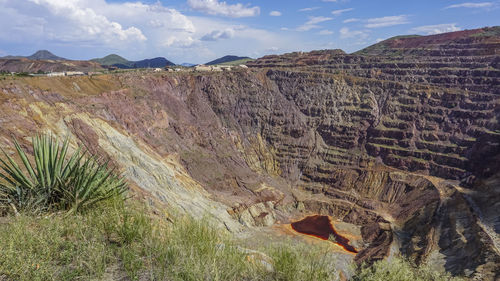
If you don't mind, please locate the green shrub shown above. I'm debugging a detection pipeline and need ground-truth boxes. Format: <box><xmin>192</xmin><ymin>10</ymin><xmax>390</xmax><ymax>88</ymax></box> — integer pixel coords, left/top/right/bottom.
<box><xmin>0</xmin><ymin>135</ymin><xmax>127</xmax><ymax>214</ymax></box>
<box><xmin>14</xmin><ymin>72</ymin><xmax>30</xmax><ymax>77</ymax></box>
<box><xmin>150</xmin><ymin>216</ymin><xmax>253</xmax><ymax>281</ymax></box>
<box><xmin>353</xmin><ymin>257</ymin><xmax>465</xmax><ymax>281</ymax></box>
<box><xmin>268</xmin><ymin>243</ymin><xmax>335</xmax><ymax>281</ymax></box>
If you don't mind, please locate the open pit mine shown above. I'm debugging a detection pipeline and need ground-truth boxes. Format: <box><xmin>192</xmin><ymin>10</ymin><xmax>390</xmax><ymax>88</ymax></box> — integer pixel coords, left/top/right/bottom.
<box><xmin>0</xmin><ymin>27</ymin><xmax>499</xmax><ymax>280</ymax></box>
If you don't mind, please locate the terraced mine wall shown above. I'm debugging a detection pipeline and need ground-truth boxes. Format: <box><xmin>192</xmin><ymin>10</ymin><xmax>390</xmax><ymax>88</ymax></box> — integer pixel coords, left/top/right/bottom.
<box><xmin>1</xmin><ymin>29</ymin><xmax>499</xmax><ymax>280</ymax></box>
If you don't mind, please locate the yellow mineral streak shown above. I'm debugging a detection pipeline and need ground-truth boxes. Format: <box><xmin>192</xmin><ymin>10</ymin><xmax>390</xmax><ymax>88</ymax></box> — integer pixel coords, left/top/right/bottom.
<box><xmin>12</xmin><ymin>101</ymin><xmax>243</xmax><ymax>232</ymax></box>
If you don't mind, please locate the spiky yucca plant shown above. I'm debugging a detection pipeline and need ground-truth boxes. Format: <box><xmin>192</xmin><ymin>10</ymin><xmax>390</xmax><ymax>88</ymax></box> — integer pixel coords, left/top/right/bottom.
<box><xmin>61</xmin><ymin>156</ymin><xmax>127</xmax><ymax>214</ymax></box>
<box><xmin>0</xmin><ymin>135</ymin><xmax>127</xmax><ymax>214</ymax></box>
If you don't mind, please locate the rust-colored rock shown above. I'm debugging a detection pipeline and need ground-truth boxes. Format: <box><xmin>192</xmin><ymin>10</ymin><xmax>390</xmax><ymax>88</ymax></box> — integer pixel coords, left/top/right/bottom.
<box><xmin>291</xmin><ymin>215</ymin><xmax>358</xmax><ymax>253</ymax></box>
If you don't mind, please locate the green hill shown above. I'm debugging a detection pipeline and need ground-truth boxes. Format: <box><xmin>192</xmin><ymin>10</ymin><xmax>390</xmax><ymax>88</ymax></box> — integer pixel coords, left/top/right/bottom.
<box><xmin>218</xmin><ymin>58</ymin><xmax>255</xmax><ymax>66</ymax></box>
<box><xmin>206</xmin><ymin>55</ymin><xmax>253</xmax><ymax>66</ymax></box>
<box><xmin>91</xmin><ymin>54</ymin><xmax>130</xmax><ymax>66</ymax></box>
<box><xmin>91</xmin><ymin>55</ymin><xmax>175</xmax><ymax>69</ymax></box>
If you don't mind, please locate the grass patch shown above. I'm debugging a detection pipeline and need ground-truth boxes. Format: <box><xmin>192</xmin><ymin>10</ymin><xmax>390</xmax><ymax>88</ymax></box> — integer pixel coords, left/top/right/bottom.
<box><xmin>268</xmin><ymin>244</ymin><xmax>335</xmax><ymax>281</ymax></box>
<box><xmin>353</xmin><ymin>258</ymin><xmax>465</xmax><ymax>281</ymax></box>
<box><xmin>0</xmin><ymin>200</ymin><xmax>339</xmax><ymax>281</ymax></box>
<box><xmin>0</xmin><ymin>200</ymin><xmax>122</xmax><ymax>281</ymax></box>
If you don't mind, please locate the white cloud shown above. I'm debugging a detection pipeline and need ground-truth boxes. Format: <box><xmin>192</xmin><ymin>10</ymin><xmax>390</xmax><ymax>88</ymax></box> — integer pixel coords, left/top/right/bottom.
<box><xmin>0</xmin><ymin>4</ymin><xmax>47</xmax><ymax>42</ymax></box>
<box><xmin>187</xmin><ymin>16</ymin><xmax>302</xmax><ymax>63</ymax></box>
<box><xmin>307</xmin><ymin>16</ymin><xmax>334</xmax><ymax>25</ymax></box>
<box><xmin>149</xmin><ymin>19</ymin><xmax>164</xmax><ymax>28</ymax></box>
<box><xmin>163</xmin><ymin>36</ymin><xmax>197</xmax><ymax>47</ymax></box>
<box><xmin>331</xmin><ymin>8</ymin><xmax>353</xmax><ymax>16</ymax></box>
<box><xmin>365</xmin><ymin>15</ymin><xmax>410</xmax><ymax>28</ymax></box>
<box><xmin>27</xmin><ymin>0</ymin><xmax>147</xmax><ymax>43</ymax></box>
<box><xmin>339</xmin><ymin>27</ymin><xmax>368</xmax><ymax>39</ymax></box>
<box><xmin>319</xmin><ymin>30</ymin><xmax>334</xmax><ymax>35</ymax></box>
<box><xmin>201</xmin><ymin>28</ymin><xmax>235</xmax><ymax>41</ymax></box>
<box><xmin>322</xmin><ymin>0</ymin><xmax>338</xmax><ymax>2</ymax></box>
<box><xmin>445</xmin><ymin>2</ymin><xmax>493</xmax><ymax>9</ymax></box>
<box><xmin>297</xmin><ymin>16</ymin><xmax>333</xmax><ymax>31</ymax></box>
<box><xmin>0</xmin><ymin>0</ymin><xmax>204</xmax><ymax>61</ymax></box>
<box><xmin>124</xmin><ymin>3</ymin><xmax>195</xmax><ymax>33</ymax></box>
<box><xmin>0</xmin><ymin>0</ymin><xmax>203</xmax><ymax>57</ymax></box>
<box><xmin>410</xmin><ymin>23</ymin><xmax>461</xmax><ymax>35</ymax></box>
<box><xmin>0</xmin><ymin>0</ymin><xmax>367</xmax><ymax>63</ymax></box>
<box><xmin>343</xmin><ymin>18</ymin><xmax>359</xmax><ymax>23</ymax></box>
<box><xmin>298</xmin><ymin>7</ymin><xmax>319</xmax><ymax>12</ymax></box>
<box><xmin>187</xmin><ymin>0</ymin><xmax>260</xmax><ymax>17</ymax></box>
<box><xmin>270</xmin><ymin>11</ymin><xmax>282</xmax><ymax>16</ymax></box>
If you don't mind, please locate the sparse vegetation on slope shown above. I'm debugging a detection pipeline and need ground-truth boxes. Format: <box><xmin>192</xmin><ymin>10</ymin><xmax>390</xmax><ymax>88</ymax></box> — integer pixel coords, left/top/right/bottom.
<box><xmin>268</xmin><ymin>245</ymin><xmax>335</xmax><ymax>281</ymax></box>
<box><xmin>218</xmin><ymin>58</ymin><xmax>255</xmax><ymax>66</ymax></box>
<box><xmin>0</xmin><ymin>200</ymin><xmax>339</xmax><ymax>281</ymax></box>
<box><xmin>353</xmin><ymin>258</ymin><xmax>465</xmax><ymax>281</ymax></box>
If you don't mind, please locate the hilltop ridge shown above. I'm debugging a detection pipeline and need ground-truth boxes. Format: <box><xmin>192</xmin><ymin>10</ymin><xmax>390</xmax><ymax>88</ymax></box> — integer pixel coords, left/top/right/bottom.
<box><xmin>356</xmin><ymin>26</ymin><xmax>500</xmax><ymax>56</ymax></box>
<box><xmin>206</xmin><ymin>55</ymin><xmax>253</xmax><ymax>65</ymax></box>
<box><xmin>1</xmin><ymin>50</ymin><xmax>66</xmax><ymax>61</ymax></box>
<box><xmin>90</xmin><ymin>54</ymin><xmax>129</xmax><ymax>66</ymax></box>
<box><xmin>91</xmin><ymin>54</ymin><xmax>175</xmax><ymax>69</ymax></box>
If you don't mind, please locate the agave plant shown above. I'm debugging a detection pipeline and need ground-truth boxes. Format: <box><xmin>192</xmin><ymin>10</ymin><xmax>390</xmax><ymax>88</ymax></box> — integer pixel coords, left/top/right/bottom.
<box><xmin>61</xmin><ymin>156</ymin><xmax>127</xmax><ymax>214</ymax></box>
<box><xmin>0</xmin><ymin>135</ymin><xmax>127</xmax><ymax>214</ymax></box>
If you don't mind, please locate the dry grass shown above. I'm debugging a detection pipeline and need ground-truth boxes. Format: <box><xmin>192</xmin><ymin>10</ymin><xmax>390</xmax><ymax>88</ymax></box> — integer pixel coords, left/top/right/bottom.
<box><xmin>0</xmin><ymin>199</ymin><xmax>339</xmax><ymax>281</ymax></box>
<box><xmin>353</xmin><ymin>258</ymin><xmax>465</xmax><ymax>281</ymax></box>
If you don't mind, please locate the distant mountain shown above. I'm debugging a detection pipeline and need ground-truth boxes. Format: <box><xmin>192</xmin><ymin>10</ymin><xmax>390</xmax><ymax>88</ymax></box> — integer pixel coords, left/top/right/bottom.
<box><xmin>134</xmin><ymin>57</ymin><xmax>175</xmax><ymax>68</ymax></box>
<box><xmin>27</xmin><ymin>50</ymin><xmax>66</xmax><ymax>61</ymax></box>
<box><xmin>206</xmin><ymin>55</ymin><xmax>252</xmax><ymax>66</ymax></box>
<box><xmin>91</xmin><ymin>54</ymin><xmax>129</xmax><ymax>66</ymax></box>
<box><xmin>180</xmin><ymin>63</ymin><xmax>196</xmax><ymax>67</ymax></box>
<box><xmin>91</xmin><ymin>54</ymin><xmax>175</xmax><ymax>69</ymax></box>
<box><xmin>1</xmin><ymin>50</ymin><xmax>66</xmax><ymax>61</ymax></box>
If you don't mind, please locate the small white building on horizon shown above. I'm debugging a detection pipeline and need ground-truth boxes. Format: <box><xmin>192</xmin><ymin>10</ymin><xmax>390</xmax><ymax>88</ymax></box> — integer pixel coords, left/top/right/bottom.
<box><xmin>47</xmin><ymin>72</ymin><xmax>65</xmax><ymax>77</ymax></box>
<box><xmin>66</xmin><ymin>71</ymin><xmax>85</xmax><ymax>76</ymax></box>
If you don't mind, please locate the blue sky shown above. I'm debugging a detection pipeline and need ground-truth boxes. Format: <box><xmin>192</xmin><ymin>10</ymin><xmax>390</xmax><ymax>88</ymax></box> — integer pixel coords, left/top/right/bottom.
<box><xmin>0</xmin><ymin>0</ymin><xmax>498</xmax><ymax>64</ymax></box>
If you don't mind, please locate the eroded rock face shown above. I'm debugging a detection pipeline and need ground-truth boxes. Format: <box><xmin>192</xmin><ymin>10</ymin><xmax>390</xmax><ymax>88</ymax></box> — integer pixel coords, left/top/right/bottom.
<box><xmin>1</xmin><ymin>28</ymin><xmax>499</xmax><ymax>279</ymax></box>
